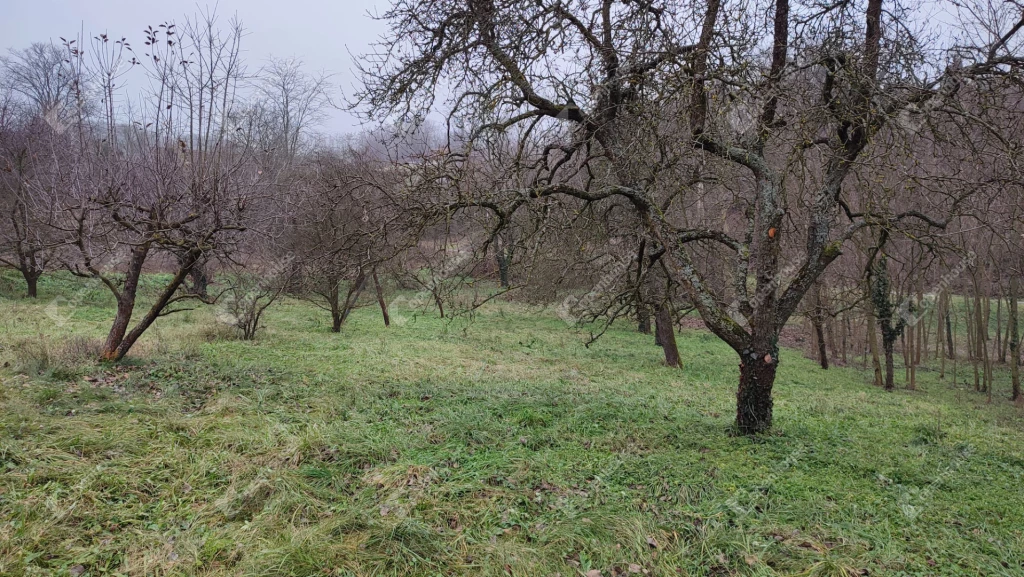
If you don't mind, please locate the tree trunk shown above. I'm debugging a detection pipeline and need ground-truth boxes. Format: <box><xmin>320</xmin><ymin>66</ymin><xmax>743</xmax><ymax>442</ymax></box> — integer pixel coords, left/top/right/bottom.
<box><xmin>883</xmin><ymin>339</ymin><xmax>896</xmax><ymax>391</ymax></box>
<box><xmin>190</xmin><ymin>261</ymin><xmax>210</xmax><ymax>298</ymax></box>
<box><xmin>907</xmin><ymin>323</ymin><xmax>916</xmax><ymax>391</ymax></box>
<box><xmin>327</xmin><ymin>278</ymin><xmax>343</xmax><ymax>332</ymax></box>
<box><xmin>813</xmin><ymin>283</ymin><xmax>829</xmax><ymax>369</ymax></box>
<box><xmin>110</xmin><ymin>250</ymin><xmax>200</xmax><ymax>360</ymax></box>
<box><xmin>736</xmin><ymin>350</ymin><xmax>777</xmax><ymax>434</ymax></box>
<box><xmin>433</xmin><ymin>291</ymin><xmax>445</xmax><ymax>318</ymax></box>
<box><xmin>868</xmin><ymin>257</ymin><xmax>902</xmax><ymax>390</ymax></box>
<box><xmin>938</xmin><ymin>292</ymin><xmax>946</xmax><ymax>378</ymax></box>
<box><xmin>637</xmin><ymin>309</ymin><xmax>652</xmax><ymax>334</ymax></box>
<box><xmin>945</xmin><ymin>310</ymin><xmax>955</xmax><ymax>360</ymax></box>
<box><xmin>996</xmin><ymin>292</ymin><xmax>1004</xmax><ymax>363</ymax></box>
<box><xmin>635</xmin><ymin>239</ymin><xmax>651</xmax><ymax>334</ymax></box>
<box><xmin>814</xmin><ymin>319</ymin><xmax>829</xmax><ymax>369</ymax></box>
<box><xmin>655</xmin><ymin>302</ymin><xmax>681</xmax><ymax>368</ymax></box>
<box><xmin>373</xmin><ymin>268</ymin><xmax>390</xmax><ymax>327</ymax></box>
<box><xmin>177</xmin><ymin>252</ymin><xmax>210</xmax><ymax>298</ymax></box>
<box><xmin>100</xmin><ymin>245</ymin><xmax>149</xmax><ymax>361</ymax></box>
<box><xmin>339</xmin><ymin>269</ymin><xmax>367</xmax><ymax>326</ymax></box>
<box><xmin>496</xmin><ymin>248</ymin><xmax>510</xmax><ymax>288</ymax></box>
<box><xmin>1010</xmin><ymin>272</ymin><xmax>1019</xmax><ymax>402</ymax></box>
<box><xmin>841</xmin><ymin>313</ymin><xmax>850</xmax><ymax>365</ymax></box>
<box><xmin>921</xmin><ymin>276</ymin><xmax>929</xmax><ymax>362</ymax></box>
<box><xmin>24</xmin><ymin>271</ymin><xmax>39</xmax><ymax>298</ymax></box>
<box><xmin>868</xmin><ymin>304</ymin><xmax>883</xmax><ymax>387</ymax></box>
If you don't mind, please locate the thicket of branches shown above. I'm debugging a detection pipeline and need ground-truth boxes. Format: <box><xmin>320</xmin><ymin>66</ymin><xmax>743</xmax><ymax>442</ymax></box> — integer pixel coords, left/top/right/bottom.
<box><xmin>1</xmin><ymin>1</ymin><xmax>1023</xmax><ymax>434</ymax></box>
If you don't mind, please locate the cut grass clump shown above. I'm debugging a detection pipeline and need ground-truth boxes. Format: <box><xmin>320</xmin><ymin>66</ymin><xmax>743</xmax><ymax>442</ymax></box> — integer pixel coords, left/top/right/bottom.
<box><xmin>9</xmin><ymin>335</ymin><xmax>103</xmax><ymax>380</ymax></box>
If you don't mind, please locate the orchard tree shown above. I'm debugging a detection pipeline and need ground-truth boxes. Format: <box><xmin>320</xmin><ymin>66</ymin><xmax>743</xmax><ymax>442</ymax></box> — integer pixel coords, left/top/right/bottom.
<box><xmin>288</xmin><ymin>148</ymin><xmax>410</xmax><ymax>331</ymax></box>
<box><xmin>0</xmin><ymin>103</ymin><xmax>59</xmax><ymax>297</ymax></box>
<box><xmin>358</xmin><ymin>0</ymin><xmax>1024</xmax><ymax>433</ymax></box>
<box><xmin>55</xmin><ymin>15</ymin><xmax>259</xmax><ymax>361</ymax></box>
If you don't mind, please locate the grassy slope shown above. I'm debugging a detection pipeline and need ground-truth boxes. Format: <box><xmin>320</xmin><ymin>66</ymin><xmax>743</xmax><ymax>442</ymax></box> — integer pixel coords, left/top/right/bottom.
<box><xmin>0</xmin><ymin>272</ymin><xmax>1022</xmax><ymax>577</ymax></box>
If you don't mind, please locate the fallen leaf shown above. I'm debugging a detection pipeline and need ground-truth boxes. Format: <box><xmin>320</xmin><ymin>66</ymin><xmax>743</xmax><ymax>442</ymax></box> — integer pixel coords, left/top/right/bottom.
<box><xmin>585</xmin><ymin>570</ymin><xmax>602</xmax><ymax>577</ymax></box>
<box><xmin>70</xmin><ymin>566</ymin><xmax>86</xmax><ymax>577</ymax></box>
<box><xmin>646</xmin><ymin>536</ymin><xmax>659</xmax><ymax>549</ymax></box>
<box><xmin>628</xmin><ymin>564</ymin><xmax>642</xmax><ymax>574</ymax></box>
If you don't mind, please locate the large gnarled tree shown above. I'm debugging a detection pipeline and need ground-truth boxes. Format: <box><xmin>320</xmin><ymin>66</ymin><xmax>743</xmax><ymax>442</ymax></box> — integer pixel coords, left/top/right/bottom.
<box><xmin>358</xmin><ymin>0</ymin><xmax>1024</xmax><ymax>433</ymax></box>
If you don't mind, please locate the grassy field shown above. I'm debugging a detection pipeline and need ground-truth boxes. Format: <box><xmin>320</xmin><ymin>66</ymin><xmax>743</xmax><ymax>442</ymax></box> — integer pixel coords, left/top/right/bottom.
<box><xmin>1</xmin><ymin>272</ymin><xmax>1023</xmax><ymax>577</ymax></box>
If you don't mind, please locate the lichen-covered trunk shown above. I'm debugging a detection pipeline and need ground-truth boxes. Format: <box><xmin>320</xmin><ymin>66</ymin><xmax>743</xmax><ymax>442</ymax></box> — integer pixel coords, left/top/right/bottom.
<box><xmin>736</xmin><ymin>347</ymin><xmax>778</xmax><ymax>435</ymax></box>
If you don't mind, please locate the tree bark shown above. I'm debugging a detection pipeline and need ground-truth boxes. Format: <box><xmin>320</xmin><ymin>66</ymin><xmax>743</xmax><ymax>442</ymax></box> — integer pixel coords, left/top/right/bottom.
<box><xmin>868</xmin><ymin>304</ymin><xmax>883</xmax><ymax>386</ymax></box>
<box><xmin>111</xmin><ymin>254</ymin><xmax>198</xmax><ymax>359</ymax></box>
<box><xmin>883</xmin><ymin>339</ymin><xmax>896</xmax><ymax>391</ymax></box>
<box><xmin>24</xmin><ymin>271</ymin><xmax>39</xmax><ymax>298</ymax></box>
<box><xmin>638</xmin><ymin>309</ymin><xmax>652</xmax><ymax>335</ymax></box>
<box><xmin>327</xmin><ymin>277</ymin><xmax>343</xmax><ymax>332</ymax></box>
<box><xmin>814</xmin><ymin>320</ymin><xmax>829</xmax><ymax>370</ymax></box>
<box><xmin>937</xmin><ymin>291</ymin><xmax>946</xmax><ymax>378</ymax></box>
<box><xmin>946</xmin><ymin>310</ymin><xmax>955</xmax><ymax>360</ymax></box>
<box><xmin>496</xmin><ymin>248</ymin><xmax>510</xmax><ymax>288</ymax></box>
<box><xmin>996</xmin><ymin>291</ymin><xmax>1004</xmax><ymax>363</ymax></box>
<box><xmin>655</xmin><ymin>302</ymin><xmax>681</xmax><ymax>368</ymax></box>
<box><xmin>373</xmin><ymin>268</ymin><xmax>390</xmax><ymax>327</ymax></box>
<box><xmin>813</xmin><ymin>283</ymin><xmax>829</xmax><ymax>369</ymax></box>
<box><xmin>869</xmin><ymin>255</ymin><xmax>903</xmax><ymax>391</ymax></box>
<box><xmin>635</xmin><ymin>239</ymin><xmax>651</xmax><ymax>334</ymax></box>
<box><xmin>339</xmin><ymin>269</ymin><xmax>367</xmax><ymax>326</ymax></box>
<box><xmin>100</xmin><ymin>244</ymin><xmax>149</xmax><ymax>361</ymax></box>
<box><xmin>1010</xmin><ymin>272</ymin><xmax>1019</xmax><ymax>402</ymax></box>
<box><xmin>736</xmin><ymin>351</ymin><xmax>777</xmax><ymax>434</ymax></box>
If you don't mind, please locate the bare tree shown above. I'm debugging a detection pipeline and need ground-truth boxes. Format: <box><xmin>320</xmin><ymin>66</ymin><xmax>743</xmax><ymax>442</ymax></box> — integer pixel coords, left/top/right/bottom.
<box><xmin>0</xmin><ymin>104</ymin><xmax>58</xmax><ymax>297</ymax></box>
<box><xmin>288</xmin><ymin>147</ymin><xmax>411</xmax><ymax>331</ymax></box>
<box><xmin>0</xmin><ymin>42</ymin><xmax>75</xmax><ymax>125</ymax></box>
<box><xmin>357</xmin><ymin>0</ymin><xmax>1024</xmax><ymax>433</ymax></box>
<box><xmin>53</xmin><ymin>15</ymin><xmax>258</xmax><ymax>361</ymax></box>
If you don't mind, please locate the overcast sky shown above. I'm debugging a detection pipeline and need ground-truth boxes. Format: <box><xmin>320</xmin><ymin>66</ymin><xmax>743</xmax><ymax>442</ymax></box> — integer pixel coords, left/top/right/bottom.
<box><xmin>1</xmin><ymin>0</ymin><xmax>390</xmax><ymax>135</ymax></box>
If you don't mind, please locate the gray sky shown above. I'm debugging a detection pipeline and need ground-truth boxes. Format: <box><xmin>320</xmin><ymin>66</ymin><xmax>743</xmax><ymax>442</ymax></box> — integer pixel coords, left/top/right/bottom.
<box><xmin>1</xmin><ymin>0</ymin><xmax>390</xmax><ymax>135</ymax></box>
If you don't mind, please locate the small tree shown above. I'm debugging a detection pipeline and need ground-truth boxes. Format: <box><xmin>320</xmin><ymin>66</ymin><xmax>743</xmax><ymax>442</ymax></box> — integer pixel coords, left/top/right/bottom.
<box><xmin>218</xmin><ymin>254</ymin><xmax>297</xmax><ymax>340</ymax></box>
<box><xmin>0</xmin><ymin>106</ymin><xmax>57</xmax><ymax>297</ymax></box>
<box><xmin>53</xmin><ymin>15</ymin><xmax>259</xmax><ymax>361</ymax></box>
<box><xmin>289</xmin><ymin>148</ymin><xmax>410</xmax><ymax>330</ymax></box>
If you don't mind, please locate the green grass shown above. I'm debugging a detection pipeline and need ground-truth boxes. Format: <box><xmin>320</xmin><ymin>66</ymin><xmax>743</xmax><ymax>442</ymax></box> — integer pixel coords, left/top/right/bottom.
<box><xmin>1</xmin><ymin>271</ymin><xmax>1023</xmax><ymax>576</ymax></box>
